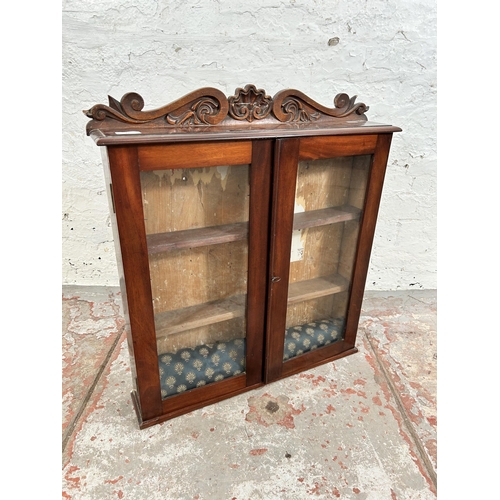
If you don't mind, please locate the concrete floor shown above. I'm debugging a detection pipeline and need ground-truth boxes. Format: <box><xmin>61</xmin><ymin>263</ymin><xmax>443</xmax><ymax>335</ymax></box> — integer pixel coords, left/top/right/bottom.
<box><xmin>62</xmin><ymin>287</ymin><xmax>436</xmax><ymax>499</ymax></box>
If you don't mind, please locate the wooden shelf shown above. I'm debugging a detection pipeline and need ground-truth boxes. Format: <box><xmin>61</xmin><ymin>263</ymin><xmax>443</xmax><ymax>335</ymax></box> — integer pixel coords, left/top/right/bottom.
<box><xmin>147</xmin><ymin>222</ymin><xmax>249</xmax><ymax>254</ymax></box>
<box><xmin>293</xmin><ymin>205</ymin><xmax>361</xmax><ymax>231</ymax></box>
<box><xmin>288</xmin><ymin>274</ymin><xmax>349</xmax><ymax>304</ymax></box>
<box><xmin>147</xmin><ymin>205</ymin><xmax>360</xmax><ymax>255</ymax></box>
<box><xmin>155</xmin><ymin>295</ymin><xmax>247</xmax><ymax>339</ymax></box>
<box><xmin>155</xmin><ymin>273</ymin><xmax>349</xmax><ymax>339</ymax></box>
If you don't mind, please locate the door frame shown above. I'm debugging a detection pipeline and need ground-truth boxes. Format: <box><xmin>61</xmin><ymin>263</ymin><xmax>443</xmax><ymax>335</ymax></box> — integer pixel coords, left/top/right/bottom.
<box><xmin>264</xmin><ymin>133</ymin><xmax>394</xmax><ymax>382</ymax></box>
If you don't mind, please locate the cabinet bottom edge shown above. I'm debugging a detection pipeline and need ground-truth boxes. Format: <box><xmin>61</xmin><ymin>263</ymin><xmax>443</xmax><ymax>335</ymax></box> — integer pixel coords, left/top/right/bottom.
<box><xmin>131</xmin><ymin>346</ymin><xmax>358</xmax><ymax>429</ymax></box>
<box><xmin>132</xmin><ymin>381</ymin><xmax>265</xmax><ymax>429</ymax></box>
<box><xmin>278</xmin><ymin>346</ymin><xmax>359</xmax><ymax>381</ymax></box>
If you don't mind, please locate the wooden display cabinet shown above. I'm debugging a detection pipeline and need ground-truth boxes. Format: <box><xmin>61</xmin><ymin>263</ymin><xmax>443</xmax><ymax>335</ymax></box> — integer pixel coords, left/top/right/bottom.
<box><xmin>85</xmin><ymin>84</ymin><xmax>401</xmax><ymax>428</ymax></box>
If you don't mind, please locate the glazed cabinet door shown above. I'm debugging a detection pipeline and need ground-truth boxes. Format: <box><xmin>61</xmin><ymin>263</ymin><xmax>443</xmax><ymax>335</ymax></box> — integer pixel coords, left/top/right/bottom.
<box><xmin>107</xmin><ymin>140</ymin><xmax>272</xmax><ymax>426</ymax></box>
<box><xmin>265</xmin><ymin>134</ymin><xmax>393</xmax><ymax>382</ymax></box>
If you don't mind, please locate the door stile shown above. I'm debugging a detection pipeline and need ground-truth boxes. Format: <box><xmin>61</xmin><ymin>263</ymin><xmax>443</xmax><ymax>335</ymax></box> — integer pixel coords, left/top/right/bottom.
<box><xmin>246</xmin><ymin>140</ymin><xmax>274</xmax><ymax>385</ymax></box>
<box><xmin>343</xmin><ymin>133</ymin><xmax>394</xmax><ymax>346</ymax></box>
<box><xmin>107</xmin><ymin>145</ymin><xmax>163</xmax><ymax>422</ymax></box>
<box><xmin>264</xmin><ymin>138</ymin><xmax>301</xmax><ymax>382</ymax></box>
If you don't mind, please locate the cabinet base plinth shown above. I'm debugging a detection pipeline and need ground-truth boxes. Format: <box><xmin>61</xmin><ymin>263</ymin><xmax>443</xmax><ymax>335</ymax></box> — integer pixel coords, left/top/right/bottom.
<box><xmin>131</xmin><ymin>347</ymin><xmax>358</xmax><ymax>429</ymax></box>
<box><xmin>131</xmin><ymin>382</ymin><xmax>266</xmax><ymax>429</ymax></box>
<box><xmin>278</xmin><ymin>346</ymin><xmax>359</xmax><ymax>382</ymax></box>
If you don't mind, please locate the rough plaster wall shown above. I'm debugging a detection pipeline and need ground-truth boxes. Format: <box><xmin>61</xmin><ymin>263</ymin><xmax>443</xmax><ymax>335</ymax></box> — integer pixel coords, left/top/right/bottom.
<box><xmin>62</xmin><ymin>0</ymin><xmax>436</xmax><ymax>289</ymax></box>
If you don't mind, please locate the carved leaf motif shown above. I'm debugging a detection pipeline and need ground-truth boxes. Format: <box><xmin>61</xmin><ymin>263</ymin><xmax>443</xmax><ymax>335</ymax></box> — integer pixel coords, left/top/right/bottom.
<box><xmin>228</xmin><ymin>84</ymin><xmax>272</xmax><ymax>122</ymax></box>
<box><xmin>166</xmin><ymin>98</ymin><xmax>221</xmax><ymax>126</ymax></box>
<box><xmin>281</xmin><ymin>98</ymin><xmax>321</xmax><ymax>122</ymax></box>
<box><xmin>84</xmin><ymin>88</ymin><xmax>228</xmax><ymax>126</ymax></box>
<box><xmin>273</xmin><ymin>90</ymin><xmax>368</xmax><ymax>123</ymax></box>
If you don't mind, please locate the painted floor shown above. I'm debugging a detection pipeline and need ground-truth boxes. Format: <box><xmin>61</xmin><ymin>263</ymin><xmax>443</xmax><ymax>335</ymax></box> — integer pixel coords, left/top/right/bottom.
<box><xmin>62</xmin><ymin>287</ymin><xmax>436</xmax><ymax>499</ymax></box>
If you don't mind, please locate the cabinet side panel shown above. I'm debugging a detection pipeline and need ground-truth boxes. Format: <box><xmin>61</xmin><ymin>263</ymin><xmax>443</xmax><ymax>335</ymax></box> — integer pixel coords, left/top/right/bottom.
<box><xmin>100</xmin><ymin>147</ymin><xmax>137</xmax><ymax>392</ymax></box>
<box><xmin>343</xmin><ymin>134</ymin><xmax>393</xmax><ymax>345</ymax></box>
<box><xmin>107</xmin><ymin>145</ymin><xmax>163</xmax><ymax>420</ymax></box>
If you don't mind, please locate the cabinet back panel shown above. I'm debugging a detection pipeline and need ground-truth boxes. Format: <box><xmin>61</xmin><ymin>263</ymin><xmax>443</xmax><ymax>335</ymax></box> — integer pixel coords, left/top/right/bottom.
<box><xmin>289</xmin><ymin>224</ymin><xmax>344</xmax><ymax>282</ymax></box>
<box><xmin>283</xmin><ymin>153</ymin><xmax>371</xmax><ymax>355</ymax></box>
<box><xmin>348</xmin><ymin>155</ymin><xmax>372</xmax><ymax>209</ymax></box>
<box><xmin>141</xmin><ymin>165</ymin><xmax>250</xmax><ymax>235</ymax></box>
<box><xmin>295</xmin><ymin>157</ymin><xmax>354</xmax><ymax>210</ymax></box>
<box><xmin>157</xmin><ymin>316</ymin><xmax>246</xmax><ymax>354</ymax></box>
<box><xmin>338</xmin><ymin>221</ymin><xmax>361</xmax><ymax>281</ymax></box>
<box><xmin>140</xmin><ymin>163</ymin><xmax>250</xmax><ymax>360</ymax></box>
<box><xmin>289</xmin><ymin>156</ymin><xmax>355</xmax><ymax>280</ymax></box>
<box><xmin>287</xmin><ymin>157</ymin><xmax>353</xmax><ymax>326</ymax></box>
<box><xmin>338</xmin><ymin>156</ymin><xmax>371</xmax><ymax>280</ymax></box>
<box><xmin>148</xmin><ymin>241</ymin><xmax>249</xmax><ymax>314</ymax></box>
<box><xmin>285</xmin><ymin>291</ymin><xmax>349</xmax><ymax>330</ymax></box>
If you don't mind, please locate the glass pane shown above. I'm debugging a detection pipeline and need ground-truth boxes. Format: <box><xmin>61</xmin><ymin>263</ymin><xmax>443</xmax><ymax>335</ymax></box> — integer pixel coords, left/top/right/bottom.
<box><xmin>284</xmin><ymin>155</ymin><xmax>371</xmax><ymax>361</ymax></box>
<box><xmin>140</xmin><ymin>165</ymin><xmax>250</xmax><ymax>399</ymax></box>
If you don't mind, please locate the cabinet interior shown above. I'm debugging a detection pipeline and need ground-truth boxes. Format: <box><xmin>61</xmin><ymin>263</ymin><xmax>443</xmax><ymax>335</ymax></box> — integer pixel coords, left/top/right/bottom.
<box><xmin>140</xmin><ymin>154</ymin><xmax>371</xmax><ymax>398</ymax></box>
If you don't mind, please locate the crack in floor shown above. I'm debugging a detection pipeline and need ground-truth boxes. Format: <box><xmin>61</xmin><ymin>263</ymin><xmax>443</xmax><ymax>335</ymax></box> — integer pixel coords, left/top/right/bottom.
<box><xmin>363</xmin><ymin>329</ymin><xmax>437</xmax><ymax>489</ymax></box>
<box><xmin>62</xmin><ymin>325</ymin><xmax>125</xmax><ymax>453</ymax></box>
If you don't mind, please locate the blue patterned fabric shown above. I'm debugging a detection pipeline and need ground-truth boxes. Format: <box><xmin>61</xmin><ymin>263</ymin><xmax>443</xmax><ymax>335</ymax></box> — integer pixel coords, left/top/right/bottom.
<box><xmin>283</xmin><ymin>317</ymin><xmax>345</xmax><ymax>361</ymax></box>
<box><xmin>158</xmin><ymin>338</ymin><xmax>246</xmax><ymax>399</ymax></box>
<box><xmin>158</xmin><ymin>317</ymin><xmax>345</xmax><ymax>398</ymax></box>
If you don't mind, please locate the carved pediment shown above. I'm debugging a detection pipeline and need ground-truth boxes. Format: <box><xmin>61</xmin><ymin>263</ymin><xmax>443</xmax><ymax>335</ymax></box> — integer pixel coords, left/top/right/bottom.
<box><xmin>85</xmin><ymin>84</ymin><xmax>369</xmax><ymax>135</ymax></box>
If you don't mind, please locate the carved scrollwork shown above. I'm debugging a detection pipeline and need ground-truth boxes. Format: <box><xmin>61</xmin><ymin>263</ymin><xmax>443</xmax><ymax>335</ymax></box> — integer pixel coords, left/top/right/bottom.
<box><xmin>228</xmin><ymin>84</ymin><xmax>273</xmax><ymax>122</ymax></box>
<box><xmin>273</xmin><ymin>89</ymin><xmax>368</xmax><ymax>122</ymax></box>
<box><xmin>166</xmin><ymin>97</ymin><xmax>222</xmax><ymax>126</ymax></box>
<box><xmin>332</xmin><ymin>93</ymin><xmax>369</xmax><ymax>117</ymax></box>
<box><xmin>85</xmin><ymin>84</ymin><xmax>371</xmax><ymax>137</ymax></box>
<box><xmin>85</xmin><ymin>94</ymin><xmax>148</xmax><ymax>124</ymax></box>
<box><xmin>280</xmin><ymin>97</ymin><xmax>321</xmax><ymax>123</ymax></box>
<box><xmin>84</xmin><ymin>88</ymin><xmax>229</xmax><ymax>126</ymax></box>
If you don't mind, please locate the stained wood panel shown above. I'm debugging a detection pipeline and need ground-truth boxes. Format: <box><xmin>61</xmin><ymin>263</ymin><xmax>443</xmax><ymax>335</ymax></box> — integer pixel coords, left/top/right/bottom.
<box><xmin>299</xmin><ymin>135</ymin><xmax>377</xmax><ymax>160</ymax></box>
<box><xmin>138</xmin><ymin>141</ymin><xmax>252</xmax><ymax>171</ymax></box>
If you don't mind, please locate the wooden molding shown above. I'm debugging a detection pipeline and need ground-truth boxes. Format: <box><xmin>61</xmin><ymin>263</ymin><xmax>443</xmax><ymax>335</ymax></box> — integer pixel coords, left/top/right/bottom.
<box><xmin>85</xmin><ymin>87</ymin><xmax>229</xmax><ymax>127</ymax></box>
<box><xmin>272</xmin><ymin>90</ymin><xmax>369</xmax><ymax>123</ymax></box>
<box><xmin>85</xmin><ymin>85</ymin><xmax>369</xmax><ymax>136</ymax></box>
<box><xmin>228</xmin><ymin>84</ymin><xmax>273</xmax><ymax>122</ymax></box>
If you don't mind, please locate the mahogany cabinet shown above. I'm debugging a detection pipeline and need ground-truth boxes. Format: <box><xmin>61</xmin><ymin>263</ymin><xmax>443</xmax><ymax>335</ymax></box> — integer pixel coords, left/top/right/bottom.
<box><xmin>85</xmin><ymin>85</ymin><xmax>401</xmax><ymax>428</ymax></box>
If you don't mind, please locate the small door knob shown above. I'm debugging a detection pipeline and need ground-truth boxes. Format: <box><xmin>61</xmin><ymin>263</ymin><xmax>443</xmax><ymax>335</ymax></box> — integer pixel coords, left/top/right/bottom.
<box><xmin>271</xmin><ymin>276</ymin><xmax>281</xmax><ymax>283</ymax></box>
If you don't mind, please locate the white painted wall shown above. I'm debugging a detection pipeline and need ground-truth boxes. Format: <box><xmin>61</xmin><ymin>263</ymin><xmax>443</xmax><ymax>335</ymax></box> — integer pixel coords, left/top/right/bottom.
<box><xmin>62</xmin><ymin>0</ymin><xmax>436</xmax><ymax>290</ymax></box>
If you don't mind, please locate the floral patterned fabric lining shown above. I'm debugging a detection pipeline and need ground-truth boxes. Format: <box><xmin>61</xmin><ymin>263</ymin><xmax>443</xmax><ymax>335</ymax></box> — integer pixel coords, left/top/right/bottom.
<box><xmin>283</xmin><ymin>317</ymin><xmax>345</xmax><ymax>360</ymax></box>
<box><xmin>158</xmin><ymin>338</ymin><xmax>246</xmax><ymax>399</ymax></box>
<box><xmin>158</xmin><ymin>317</ymin><xmax>345</xmax><ymax>399</ymax></box>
